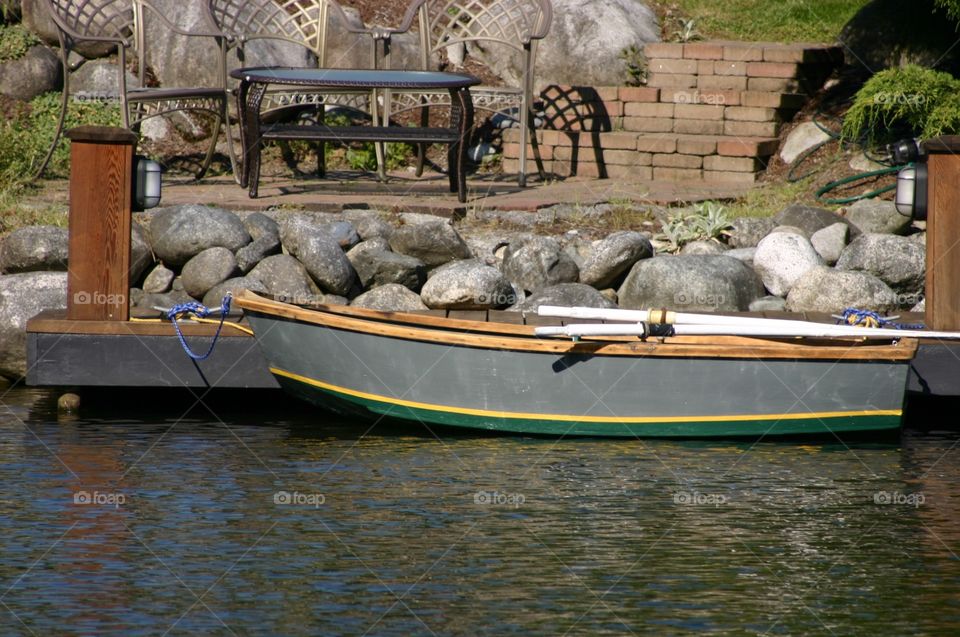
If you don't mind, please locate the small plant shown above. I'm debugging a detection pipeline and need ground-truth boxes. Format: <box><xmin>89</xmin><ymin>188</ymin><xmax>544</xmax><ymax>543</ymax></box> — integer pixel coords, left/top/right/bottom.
<box><xmin>670</xmin><ymin>17</ymin><xmax>702</xmax><ymax>43</ymax></box>
<box><xmin>655</xmin><ymin>201</ymin><xmax>732</xmax><ymax>253</ymax></box>
<box><xmin>619</xmin><ymin>44</ymin><xmax>649</xmax><ymax>87</ymax></box>
<box><xmin>0</xmin><ymin>23</ymin><xmax>39</xmax><ymax>62</ymax></box>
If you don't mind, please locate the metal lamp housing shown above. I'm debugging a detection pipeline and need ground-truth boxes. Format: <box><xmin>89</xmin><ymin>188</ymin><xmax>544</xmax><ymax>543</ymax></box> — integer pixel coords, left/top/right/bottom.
<box><xmin>895</xmin><ymin>164</ymin><xmax>927</xmax><ymax>220</ymax></box>
<box><xmin>134</xmin><ymin>156</ymin><xmax>162</xmax><ymax>210</ymax></box>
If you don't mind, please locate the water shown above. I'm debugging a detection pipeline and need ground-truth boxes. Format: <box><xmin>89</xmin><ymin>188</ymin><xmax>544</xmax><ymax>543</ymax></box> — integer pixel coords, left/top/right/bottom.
<box><xmin>1</xmin><ymin>387</ymin><xmax>959</xmax><ymax>636</ymax></box>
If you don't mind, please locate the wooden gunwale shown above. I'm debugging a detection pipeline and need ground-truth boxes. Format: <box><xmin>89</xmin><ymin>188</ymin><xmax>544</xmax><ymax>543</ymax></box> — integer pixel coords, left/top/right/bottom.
<box><xmin>235</xmin><ymin>292</ymin><xmax>918</xmax><ymax>362</ymax></box>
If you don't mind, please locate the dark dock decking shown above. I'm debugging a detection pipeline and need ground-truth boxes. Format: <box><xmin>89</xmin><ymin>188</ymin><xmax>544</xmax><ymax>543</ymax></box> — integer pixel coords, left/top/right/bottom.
<box><xmin>24</xmin><ymin>308</ymin><xmax>960</xmax><ymax>397</ymax></box>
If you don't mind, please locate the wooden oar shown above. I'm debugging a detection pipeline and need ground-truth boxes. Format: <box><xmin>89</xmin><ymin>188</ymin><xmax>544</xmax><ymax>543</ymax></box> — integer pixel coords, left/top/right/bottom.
<box><xmin>537</xmin><ymin>304</ymin><xmax>848</xmax><ymax>329</ymax></box>
<box><xmin>535</xmin><ymin>322</ymin><xmax>960</xmax><ymax>340</ymax></box>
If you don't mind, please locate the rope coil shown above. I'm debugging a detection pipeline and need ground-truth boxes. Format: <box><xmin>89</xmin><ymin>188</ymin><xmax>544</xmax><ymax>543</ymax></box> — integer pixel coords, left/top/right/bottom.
<box><xmin>166</xmin><ymin>293</ymin><xmax>233</xmax><ymax>360</ymax></box>
<box><xmin>834</xmin><ymin>307</ymin><xmax>923</xmax><ymax>330</ymax></box>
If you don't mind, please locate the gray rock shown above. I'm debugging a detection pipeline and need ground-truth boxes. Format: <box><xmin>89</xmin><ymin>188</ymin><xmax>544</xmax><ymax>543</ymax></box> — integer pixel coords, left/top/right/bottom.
<box><xmin>836</xmin><ymin>233</ymin><xmax>925</xmax><ymax>299</ymax></box>
<box><xmin>845</xmin><ymin>198</ymin><xmax>912</xmax><ymax>235</ymax></box>
<box><xmin>749</xmin><ymin>295</ymin><xmax>787</xmax><ymax>312</ymax></box>
<box><xmin>350</xmin><ymin>284</ymin><xmax>429</xmax><ymax>312</ymax></box>
<box><xmin>130</xmin><ymin>223</ymin><xmax>153</xmax><ymax>283</ymax></box>
<box><xmin>768</xmin><ymin>224</ymin><xmax>809</xmax><ymax>239</ymax></box>
<box><xmin>810</xmin><ymin>222</ymin><xmax>849</xmax><ymax>265</ymax></box>
<box><xmin>725</xmin><ymin>248</ymin><xmax>756</xmax><ymax>265</ymax></box>
<box><xmin>0</xmin><ymin>45</ymin><xmax>60</xmax><ymax>101</ymax></box>
<box><xmin>420</xmin><ymin>260</ymin><xmax>517</xmax><ymax>310</ymax></box>
<box><xmin>350</xmin><ymin>249</ymin><xmax>426</xmax><ymax>292</ymax></box>
<box><xmin>0</xmin><ymin>271</ymin><xmax>67</xmax><ymax>380</ymax></box>
<box><xmin>753</xmin><ymin>232</ymin><xmax>824</xmax><ymax>297</ymax></box>
<box><xmin>461</xmin><ymin>231</ymin><xmax>531</xmax><ymax>268</ymax></box>
<box><xmin>0</xmin><ymin>225</ymin><xmax>67</xmax><ymax>273</ymax></box>
<box><xmin>618</xmin><ymin>255</ymin><xmax>764</xmax><ymax>311</ymax></box>
<box><xmin>680</xmin><ymin>240</ymin><xmax>728</xmax><ymax>256</ymax></box>
<box><xmin>297</xmin><ymin>234</ymin><xmax>356</xmax><ymax>295</ymax></box>
<box><xmin>785</xmin><ymin>266</ymin><xmax>897</xmax><ymax>314</ymax></box>
<box><xmin>346</xmin><ymin>238</ymin><xmax>391</xmax><ymax>264</ymax></box>
<box><xmin>142</xmin><ymin>263</ymin><xmax>175</xmax><ymax>294</ymax></box>
<box><xmin>248</xmin><ymin>254</ymin><xmax>321</xmax><ymax>303</ymax></box>
<box><xmin>511</xmin><ymin>283</ymin><xmax>617</xmax><ymax>312</ymax></box>
<box><xmin>71</xmin><ymin>60</ymin><xmax>137</xmax><ymax>101</ymax></box>
<box><xmin>22</xmin><ymin>0</ymin><xmax>116</xmax><ymax>57</ymax></box>
<box><xmin>138</xmin><ymin>290</ymin><xmax>194</xmax><ymax>311</ymax></box>
<box><xmin>562</xmin><ymin>236</ymin><xmax>594</xmax><ymax>268</ymax></box>
<box><xmin>911</xmin><ymin>297</ymin><xmax>925</xmax><ymax>312</ymax></box>
<box><xmin>202</xmin><ymin>276</ymin><xmax>269</xmax><ymax>309</ymax></box>
<box><xmin>318</xmin><ymin>221</ymin><xmax>361</xmax><ymax>250</ymax></box>
<box><xmin>728</xmin><ymin>217</ymin><xmax>777</xmax><ymax>248</ymax></box>
<box><xmin>342</xmin><ymin>210</ymin><xmax>394</xmax><ymax>241</ymax></box>
<box><xmin>149</xmin><ymin>204</ymin><xmax>250</xmax><ymax>266</ymax></box>
<box><xmin>279</xmin><ymin>216</ymin><xmax>359</xmax><ymax>254</ymax></box>
<box><xmin>775</xmin><ymin>204</ymin><xmax>851</xmax><ymax>237</ymax></box>
<box><xmin>128</xmin><ymin>287</ymin><xmax>144</xmax><ymax>308</ymax></box>
<box><xmin>501</xmin><ymin>236</ymin><xmax>579</xmax><ymax>293</ymax></box>
<box><xmin>243</xmin><ymin>212</ymin><xmax>280</xmax><ymax>243</ymax></box>
<box><xmin>779</xmin><ymin>122</ymin><xmax>832</xmax><ymax>165</ymax></box>
<box><xmin>235</xmin><ymin>236</ymin><xmax>281</xmax><ymax>274</ymax></box>
<box><xmin>579</xmin><ymin>231</ymin><xmax>653</xmax><ymax>288</ymax></box>
<box><xmin>388</xmin><ymin>219</ymin><xmax>472</xmax><ymax>267</ymax></box>
<box><xmin>181</xmin><ymin>247</ymin><xmax>238</xmax><ymax>299</ymax></box>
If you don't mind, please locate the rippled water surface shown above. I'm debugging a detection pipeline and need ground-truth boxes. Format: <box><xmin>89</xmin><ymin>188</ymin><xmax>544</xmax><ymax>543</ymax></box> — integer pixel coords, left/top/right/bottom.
<box><xmin>1</xmin><ymin>387</ymin><xmax>959</xmax><ymax>636</ymax></box>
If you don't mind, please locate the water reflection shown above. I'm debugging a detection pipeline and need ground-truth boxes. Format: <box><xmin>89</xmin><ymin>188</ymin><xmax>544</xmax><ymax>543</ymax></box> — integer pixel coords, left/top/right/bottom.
<box><xmin>0</xmin><ymin>387</ymin><xmax>958</xmax><ymax>635</ymax></box>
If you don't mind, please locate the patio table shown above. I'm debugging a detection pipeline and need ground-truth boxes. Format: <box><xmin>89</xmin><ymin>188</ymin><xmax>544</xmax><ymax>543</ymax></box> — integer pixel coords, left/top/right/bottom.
<box><xmin>230</xmin><ymin>67</ymin><xmax>480</xmax><ymax>202</ymax></box>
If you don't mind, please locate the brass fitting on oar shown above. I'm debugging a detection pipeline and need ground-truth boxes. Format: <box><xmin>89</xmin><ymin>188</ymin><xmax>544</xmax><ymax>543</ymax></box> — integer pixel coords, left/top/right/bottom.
<box><xmin>646</xmin><ymin>308</ymin><xmax>677</xmax><ymax>325</ymax></box>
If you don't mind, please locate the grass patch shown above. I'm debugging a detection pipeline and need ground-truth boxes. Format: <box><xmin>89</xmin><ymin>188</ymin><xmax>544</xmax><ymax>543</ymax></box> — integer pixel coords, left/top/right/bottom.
<box><xmin>0</xmin><ymin>23</ymin><xmax>39</xmax><ymax>62</ymax></box>
<box><xmin>717</xmin><ymin>177</ymin><xmax>820</xmax><ymax>218</ymax></box>
<box><xmin>653</xmin><ymin>0</ymin><xmax>870</xmax><ymax>42</ymax></box>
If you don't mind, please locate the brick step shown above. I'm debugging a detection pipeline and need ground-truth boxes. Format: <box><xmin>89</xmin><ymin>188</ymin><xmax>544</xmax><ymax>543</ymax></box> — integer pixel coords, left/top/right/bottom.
<box><xmin>645</xmin><ymin>41</ymin><xmax>843</xmax><ymax>64</ymax></box>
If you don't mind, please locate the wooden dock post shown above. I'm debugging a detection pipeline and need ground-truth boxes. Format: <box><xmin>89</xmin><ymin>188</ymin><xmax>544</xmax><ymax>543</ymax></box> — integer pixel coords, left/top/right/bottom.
<box><xmin>65</xmin><ymin>126</ymin><xmax>137</xmax><ymax>321</ymax></box>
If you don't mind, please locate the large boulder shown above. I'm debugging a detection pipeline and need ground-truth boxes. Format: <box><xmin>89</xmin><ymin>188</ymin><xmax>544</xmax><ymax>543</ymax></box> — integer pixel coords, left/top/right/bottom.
<box><xmin>0</xmin><ymin>225</ymin><xmax>67</xmax><ymax>273</ymax></box>
<box><xmin>728</xmin><ymin>216</ymin><xmax>777</xmax><ymax>249</ymax></box>
<box><xmin>202</xmin><ymin>276</ymin><xmax>269</xmax><ymax>308</ymax></box>
<box><xmin>350</xmin><ymin>284</ymin><xmax>429</xmax><ymax>312</ymax></box>
<box><xmin>774</xmin><ymin>204</ymin><xmax>852</xmax><ymax>237</ymax></box>
<box><xmin>0</xmin><ymin>272</ymin><xmax>67</xmax><ymax>380</ymax></box>
<box><xmin>510</xmin><ymin>283</ymin><xmax>616</xmax><ymax>313</ymax></box>
<box><xmin>844</xmin><ymin>198</ymin><xmax>912</xmax><ymax>235</ymax></box>
<box><xmin>71</xmin><ymin>60</ymin><xmax>137</xmax><ymax>101</ymax></box>
<box><xmin>181</xmin><ymin>247</ymin><xmax>238</xmax><ymax>299</ymax></box>
<box><xmin>0</xmin><ymin>45</ymin><xmax>60</xmax><ymax>101</ymax></box>
<box><xmin>753</xmin><ymin>232</ymin><xmax>824</xmax><ymax>296</ymax></box>
<box><xmin>478</xmin><ymin>0</ymin><xmax>659</xmax><ymax>89</ymax></box>
<box><xmin>835</xmin><ymin>233</ymin><xmax>925</xmax><ymax>300</ymax></box>
<box><xmin>810</xmin><ymin>222</ymin><xmax>849</xmax><ymax>266</ymax></box>
<box><xmin>296</xmin><ymin>234</ymin><xmax>356</xmax><ymax>296</ymax></box>
<box><xmin>248</xmin><ymin>254</ymin><xmax>321</xmax><ymax>303</ymax></box>
<box><xmin>501</xmin><ymin>236</ymin><xmax>579</xmax><ymax>293</ymax></box>
<box><xmin>420</xmin><ymin>260</ymin><xmax>516</xmax><ymax>310</ymax></box>
<box><xmin>388</xmin><ymin>219</ymin><xmax>471</xmax><ymax>267</ymax></box>
<box><xmin>618</xmin><ymin>255</ymin><xmax>764</xmax><ymax>311</ymax></box>
<box><xmin>242</xmin><ymin>212</ymin><xmax>280</xmax><ymax>243</ymax></box>
<box><xmin>343</xmin><ymin>210</ymin><xmax>394</xmax><ymax>241</ymax></box>
<box><xmin>130</xmin><ymin>222</ymin><xmax>153</xmax><ymax>284</ymax></box>
<box><xmin>142</xmin><ymin>263</ymin><xmax>175</xmax><ymax>294</ymax></box>
<box><xmin>786</xmin><ymin>266</ymin><xmax>898</xmax><ymax>313</ymax></box>
<box><xmin>235</xmin><ymin>236</ymin><xmax>281</xmax><ymax>274</ymax></box>
<box><xmin>149</xmin><ymin>204</ymin><xmax>250</xmax><ymax>266</ymax></box>
<box><xmin>579</xmin><ymin>231</ymin><xmax>653</xmax><ymax>289</ymax></box>
<box><xmin>22</xmin><ymin>0</ymin><xmax>117</xmax><ymax>57</ymax></box>
<box><xmin>350</xmin><ymin>248</ymin><xmax>426</xmax><ymax>292</ymax></box>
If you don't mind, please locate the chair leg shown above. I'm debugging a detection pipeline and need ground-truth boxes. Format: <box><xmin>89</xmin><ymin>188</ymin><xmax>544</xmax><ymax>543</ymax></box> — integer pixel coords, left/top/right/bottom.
<box><xmin>220</xmin><ymin>101</ymin><xmax>242</xmax><ymax>185</ymax></box>
<box><xmin>195</xmin><ymin>112</ymin><xmax>222</xmax><ymax>181</ymax></box>
<box><xmin>415</xmin><ymin>97</ymin><xmax>429</xmax><ymax>177</ymax></box>
<box><xmin>33</xmin><ymin>77</ymin><xmax>71</xmax><ymax>179</ymax></box>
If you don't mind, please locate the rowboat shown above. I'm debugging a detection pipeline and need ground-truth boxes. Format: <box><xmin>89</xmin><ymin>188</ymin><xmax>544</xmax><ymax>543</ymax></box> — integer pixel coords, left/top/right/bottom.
<box><xmin>234</xmin><ymin>290</ymin><xmax>924</xmax><ymax>438</ymax></box>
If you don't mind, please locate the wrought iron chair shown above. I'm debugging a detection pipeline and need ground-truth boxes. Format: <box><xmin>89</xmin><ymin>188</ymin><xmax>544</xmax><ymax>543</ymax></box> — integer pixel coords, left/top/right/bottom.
<box><xmin>381</xmin><ymin>0</ymin><xmax>553</xmax><ymax>186</ymax></box>
<box><xmin>36</xmin><ymin>0</ymin><xmax>238</xmax><ymax>181</ymax></box>
<box><xmin>206</xmin><ymin>0</ymin><xmax>385</xmax><ymax>180</ymax></box>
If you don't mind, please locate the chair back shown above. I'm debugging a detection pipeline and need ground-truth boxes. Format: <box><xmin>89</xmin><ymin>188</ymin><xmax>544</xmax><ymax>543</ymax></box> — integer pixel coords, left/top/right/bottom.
<box><xmin>45</xmin><ymin>0</ymin><xmax>135</xmax><ymax>44</ymax></box>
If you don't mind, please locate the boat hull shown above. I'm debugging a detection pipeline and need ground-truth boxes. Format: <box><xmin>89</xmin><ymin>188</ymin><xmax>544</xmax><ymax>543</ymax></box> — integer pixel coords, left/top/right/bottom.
<box><xmin>239</xmin><ymin>295</ymin><xmax>914</xmax><ymax>438</ymax></box>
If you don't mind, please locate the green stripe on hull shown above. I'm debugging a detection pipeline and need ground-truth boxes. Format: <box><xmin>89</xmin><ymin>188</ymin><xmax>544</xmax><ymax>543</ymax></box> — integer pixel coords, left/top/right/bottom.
<box><xmin>275</xmin><ymin>374</ymin><xmax>902</xmax><ymax>439</ymax></box>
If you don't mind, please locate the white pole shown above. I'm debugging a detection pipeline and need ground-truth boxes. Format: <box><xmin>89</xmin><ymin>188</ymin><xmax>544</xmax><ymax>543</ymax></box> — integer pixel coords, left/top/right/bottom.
<box><xmin>535</xmin><ymin>322</ymin><xmax>960</xmax><ymax>340</ymax></box>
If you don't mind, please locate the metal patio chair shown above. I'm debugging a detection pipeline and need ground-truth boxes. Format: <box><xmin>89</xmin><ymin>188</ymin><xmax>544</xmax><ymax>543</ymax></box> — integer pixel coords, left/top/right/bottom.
<box><xmin>380</xmin><ymin>0</ymin><xmax>553</xmax><ymax>186</ymax></box>
<box><xmin>36</xmin><ymin>0</ymin><xmax>238</xmax><ymax>181</ymax></box>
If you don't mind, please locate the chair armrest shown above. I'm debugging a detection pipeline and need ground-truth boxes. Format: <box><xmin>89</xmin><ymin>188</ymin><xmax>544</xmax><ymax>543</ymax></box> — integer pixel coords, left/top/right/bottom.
<box><xmin>527</xmin><ymin>0</ymin><xmax>553</xmax><ymax>41</ymax></box>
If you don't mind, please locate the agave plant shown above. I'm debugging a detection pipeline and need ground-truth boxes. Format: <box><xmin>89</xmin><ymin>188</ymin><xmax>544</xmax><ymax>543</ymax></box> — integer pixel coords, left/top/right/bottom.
<box><xmin>655</xmin><ymin>202</ymin><xmax>733</xmax><ymax>253</ymax></box>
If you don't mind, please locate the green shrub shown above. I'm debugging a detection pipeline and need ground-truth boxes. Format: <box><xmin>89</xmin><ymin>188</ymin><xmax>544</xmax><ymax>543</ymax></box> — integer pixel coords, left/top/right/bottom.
<box><xmin>655</xmin><ymin>201</ymin><xmax>732</xmax><ymax>253</ymax></box>
<box><xmin>841</xmin><ymin>65</ymin><xmax>960</xmax><ymax>144</ymax></box>
<box><xmin>936</xmin><ymin>0</ymin><xmax>960</xmax><ymax>21</ymax></box>
<box><xmin>0</xmin><ymin>23</ymin><xmax>39</xmax><ymax>62</ymax></box>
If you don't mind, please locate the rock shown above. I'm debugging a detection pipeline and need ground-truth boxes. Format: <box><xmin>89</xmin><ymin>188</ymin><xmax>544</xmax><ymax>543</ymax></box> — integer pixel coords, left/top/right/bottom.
<box><xmin>835</xmin><ymin>233</ymin><xmax>925</xmax><ymax>299</ymax></box>
<box><xmin>202</xmin><ymin>276</ymin><xmax>269</xmax><ymax>309</ymax></box>
<box><xmin>749</xmin><ymin>295</ymin><xmax>787</xmax><ymax>312</ymax></box>
<box><xmin>242</xmin><ymin>212</ymin><xmax>280</xmax><ymax>243</ymax></box>
<box><xmin>71</xmin><ymin>60</ymin><xmax>137</xmax><ymax>101</ymax></box>
<box><xmin>420</xmin><ymin>260</ymin><xmax>517</xmax><ymax>310</ymax></box>
<box><xmin>346</xmin><ymin>238</ymin><xmax>391</xmax><ymax>264</ymax></box>
<box><xmin>342</xmin><ymin>210</ymin><xmax>394</xmax><ymax>241</ymax></box>
<box><xmin>350</xmin><ymin>248</ymin><xmax>426</xmax><ymax>292</ymax></box>
<box><xmin>350</xmin><ymin>284</ymin><xmax>429</xmax><ymax>312</ymax></box>
<box><xmin>486</xmin><ymin>0</ymin><xmax>659</xmax><ymax>88</ymax></box>
<box><xmin>769</xmin><ymin>224</ymin><xmax>809</xmax><ymax>239</ymax></box>
<box><xmin>461</xmin><ymin>231</ymin><xmax>531</xmax><ymax>268</ymax></box>
<box><xmin>137</xmin><ymin>290</ymin><xmax>193</xmax><ymax>311</ymax></box>
<box><xmin>181</xmin><ymin>247</ymin><xmax>238</xmax><ymax>299</ymax></box>
<box><xmin>774</xmin><ymin>204</ymin><xmax>852</xmax><ymax>237</ymax></box>
<box><xmin>728</xmin><ymin>217</ymin><xmax>777</xmax><ymax>248</ymax></box>
<box><xmin>388</xmin><ymin>219</ymin><xmax>472</xmax><ymax>267</ymax></box>
<box><xmin>779</xmin><ymin>122</ymin><xmax>832</xmax><ymax>165</ymax></box>
<box><xmin>130</xmin><ymin>222</ymin><xmax>153</xmax><ymax>283</ymax></box>
<box><xmin>142</xmin><ymin>263</ymin><xmax>175</xmax><ymax>294</ymax></box>
<box><xmin>680</xmin><ymin>240</ymin><xmax>728</xmax><ymax>255</ymax></box>
<box><xmin>149</xmin><ymin>204</ymin><xmax>250</xmax><ymax>266</ymax></box>
<box><xmin>248</xmin><ymin>254</ymin><xmax>321</xmax><ymax>303</ymax></box>
<box><xmin>753</xmin><ymin>232</ymin><xmax>824</xmax><ymax>296</ymax></box>
<box><xmin>511</xmin><ymin>283</ymin><xmax>617</xmax><ymax>312</ymax></box>
<box><xmin>618</xmin><ymin>255</ymin><xmax>764</xmax><ymax>311</ymax></box>
<box><xmin>912</xmin><ymin>297</ymin><xmax>925</xmax><ymax>312</ymax></box>
<box><xmin>786</xmin><ymin>266</ymin><xmax>897</xmax><ymax>314</ymax></box>
<box><xmin>810</xmin><ymin>222</ymin><xmax>849</xmax><ymax>265</ymax></box>
<box><xmin>235</xmin><ymin>236</ymin><xmax>281</xmax><ymax>274</ymax></box>
<box><xmin>0</xmin><ymin>225</ymin><xmax>67</xmax><ymax>273</ymax></box>
<box><xmin>296</xmin><ymin>234</ymin><xmax>356</xmax><ymax>295</ymax></box>
<box><xmin>579</xmin><ymin>231</ymin><xmax>653</xmax><ymax>289</ymax></box>
<box><xmin>562</xmin><ymin>236</ymin><xmax>594</xmax><ymax>268</ymax></box>
<box><xmin>0</xmin><ymin>271</ymin><xmax>67</xmax><ymax>380</ymax></box>
<box><xmin>319</xmin><ymin>221</ymin><xmax>361</xmax><ymax>250</ymax></box>
<box><xmin>22</xmin><ymin>0</ymin><xmax>117</xmax><ymax>57</ymax></box>
<box><xmin>0</xmin><ymin>45</ymin><xmax>60</xmax><ymax>101</ymax></box>
<box><xmin>501</xmin><ymin>236</ymin><xmax>579</xmax><ymax>293</ymax></box>
<box><xmin>844</xmin><ymin>198</ymin><xmax>912</xmax><ymax>235</ymax></box>
<box><xmin>725</xmin><ymin>248</ymin><xmax>756</xmax><ymax>265</ymax></box>
<box><xmin>849</xmin><ymin>154</ymin><xmax>886</xmax><ymax>172</ymax></box>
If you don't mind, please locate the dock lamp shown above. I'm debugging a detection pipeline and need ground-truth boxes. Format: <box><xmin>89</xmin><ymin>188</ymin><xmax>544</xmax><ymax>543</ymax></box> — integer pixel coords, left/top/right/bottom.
<box><xmin>891</xmin><ymin>138</ymin><xmax>927</xmax><ymax>220</ymax></box>
<box><xmin>133</xmin><ymin>156</ymin><xmax>162</xmax><ymax>210</ymax></box>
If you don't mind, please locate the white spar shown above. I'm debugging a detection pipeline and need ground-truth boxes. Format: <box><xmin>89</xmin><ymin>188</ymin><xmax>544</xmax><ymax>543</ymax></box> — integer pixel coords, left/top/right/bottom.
<box><xmin>535</xmin><ymin>321</ymin><xmax>960</xmax><ymax>340</ymax></box>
